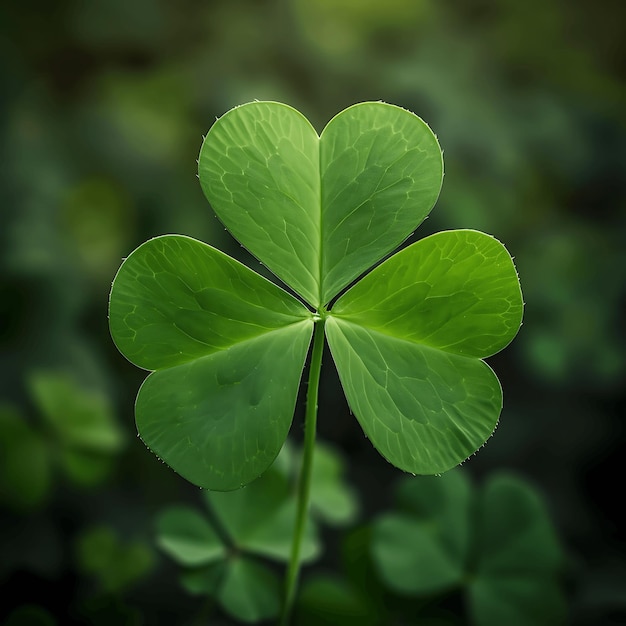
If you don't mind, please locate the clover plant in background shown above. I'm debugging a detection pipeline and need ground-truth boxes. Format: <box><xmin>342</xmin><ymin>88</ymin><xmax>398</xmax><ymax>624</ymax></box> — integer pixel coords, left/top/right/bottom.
<box><xmin>154</xmin><ymin>440</ymin><xmax>354</xmax><ymax>623</ymax></box>
<box><xmin>75</xmin><ymin>525</ymin><xmax>155</xmax><ymax>596</ymax></box>
<box><xmin>0</xmin><ymin>371</ymin><xmax>125</xmax><ymax>511</ymax></box>
<box><xmin>108</xmin><ymin>101</ymin><xmax>523</xmax><ymax>623</ymax></box>
<box><xmin>370</xmin><ymin>470</ymin><xmax>566</xmax><ymax>626</ymax></box>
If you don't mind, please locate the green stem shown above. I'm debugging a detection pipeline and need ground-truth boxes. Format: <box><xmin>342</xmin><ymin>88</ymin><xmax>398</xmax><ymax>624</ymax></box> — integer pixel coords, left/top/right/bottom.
<box><xmin>280</xmin><ymin>317</ymin><xmax>325</xmax><ymax>626</ymax></box>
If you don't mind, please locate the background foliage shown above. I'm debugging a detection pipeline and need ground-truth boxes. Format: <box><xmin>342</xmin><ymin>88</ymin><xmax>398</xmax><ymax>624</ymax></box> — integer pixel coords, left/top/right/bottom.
<box><xmin>0</xmin><ymin>0</ymin><xmax>624</xmax><ymax>624</ymax></box>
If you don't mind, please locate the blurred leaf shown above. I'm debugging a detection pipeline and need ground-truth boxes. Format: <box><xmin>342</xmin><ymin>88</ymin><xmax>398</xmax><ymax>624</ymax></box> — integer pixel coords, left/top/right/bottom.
<box><xmin>468</xmin><ymin>474</ymin><xmax>566</xmax><ymax>626</ymax></box>
<box><xmin>517</xmin><ymin>225</ymin><xmax>625</xmax><ymax>388</ymax></box>
<box><xmin>29</xmin><ymin>372</ymin><xmax>125</xmax><ymax>453</ymax></box>
<box><xmin>180</xmin><ymin>562</ymin><xmax>226</xmax><ymax>596</ymax></box>
<box><xmin>89</xmin><ymin>67</ymin><xmax>194</xmax><ymax>164</ymax></box>
<box><xmin>293</xmin><ymin>0</ymin><xmax>432</xmax><ymax>55</ymax></box>
<box><xmin>341</xmin><ymin>526</ymin><xmax>384</xmax><ymax>606</ymax></box>
<box><xmin>309</xmin><ymin>442</ymin><xmax>359</xmax><ymax>526</ymax></box>
<box><xmin>236</xmin><ymin>499</ymin><xmax>320</xmax><ymax>563</ymax></box>
<box><xmin>371</xmin><ymin>470</ymin><xmax>566</xmax><ymax>625</ymax></box>
<box><xmin>0</xmin><ymin>406</ymin><xmax>52</xmax><ymax>511</ymax></box>
<box><xmin>76</xmin><ymin>526</ymin><xmax>155</xmax><ymax>594</ymax></box>
<box><xmin>58</xmin><ymin>448</ymin><xmax>115</xmax><ymax>487</ymax></box>
<box><xmin>373</xmin><ymin>512</ymin><xmax>460</xmax><ymax>594</ymax></box>
<box><xmin>156</xmin><ymin>505</ymin><xmax>226</xmax><ymax>567</ymax></box>
<box><xmin>205</xmin><ymin>460</ymin><xmax>320</xmax><ymax>562</ymax></box>
<box><xmin>217</xmin><ymin>558</ymin><xmax>281</xmax><ymax>623</ymax></box>
<box><xmin>394</xmin><ymin>469</ymin><xmax>472</xmax><ymax>564</ymax></box>
<box><xmin>61</xmin><ymin>177</ymin><xmax>135</xmax><ymax>283</ymax></box>
<box><xmin>155</xmin><ymin>442</ymin><xmax>324</xmax><ymax>610</ymax></box>
<box><xmin>204</xmin><ymin>464</ymin><xmax>292</xmax><ymax>540</ymax></box>
<box><xmin>469</xmin><ymin>577</ymin><xmax>566</xmax><ymax>626</ymax></box>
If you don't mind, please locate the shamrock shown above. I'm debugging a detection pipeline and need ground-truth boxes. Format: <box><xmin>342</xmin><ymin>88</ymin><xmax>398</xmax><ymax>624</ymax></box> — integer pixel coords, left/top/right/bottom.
<box><xmin>155</xmin><ymin>444</ymin><xmax>321</xmax><ymax>623</ymax></box>
<box><xmin>371</xmin><ymin>470</ymin><xmax>566</xmax><ymax>626</ymax></box>
<box><xmin>109</xmin><ymin>101</ymin><xmax>523</xmax><ymax>491</ymax></box>
<box><xmin>154</xmin><ymin>440</ymin><xmax>355</xmax><ymax>623</ymax></box>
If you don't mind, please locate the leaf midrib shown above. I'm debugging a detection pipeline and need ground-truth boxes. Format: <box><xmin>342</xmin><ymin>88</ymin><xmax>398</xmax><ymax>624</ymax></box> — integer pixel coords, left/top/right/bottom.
<box><xmin>150</xmin><ymin>319</ymin><xmax>314</xmax><ymax>373</ymax></box>
<box><xmin>327</xmin><ymin>316</ymin><xmax>482</xmax><ymax>361</ymax></box>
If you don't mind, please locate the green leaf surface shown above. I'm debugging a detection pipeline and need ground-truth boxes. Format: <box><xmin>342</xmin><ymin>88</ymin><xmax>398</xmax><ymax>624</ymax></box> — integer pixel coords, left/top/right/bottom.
<box><xmin>394</xmin><ymin>470</ymin><xmax>472</xmax><ymax>566</ymax></box>
<box><xmin>112</xmin><ymin>102</ymin><xmax>523</xmax><ymax>493</ymax></box>
<box><xmin>326</xmin><ymin>230</ymin><xmax>522</xmax><ymax>475</ymax></box>
<box><xmin>371</xmin><ymin>472</ymin><xmax>471</xmax><ymax>594</ymax></box>
<box><xmin>331</xmin><ymin>230</ymin><xmax>523</xmax><ymax>357</ymax></box>
<box><xmin>59</xmin><ymin>448</ymin><xmax>115</xmax><ymax>487</ymax></box>
<box><xmin>198</xmin><ymin>101</ymin><xmax>443</xmax><ymax>307</ymax></box>
<box><xmin>0</xmin><ymin>406</ymin><xmax>51</xmax><ymax>511</ymax></box>
<box><xmin>370</xmin><ymin>471</ymin><xmax>565</xmax><ymax>625</ymax></box>
<box><xmin>475</xmin><ymin>474</ymin><xmax>563</xmax><ymax>575</ymax></box>
<box><xmin>238</xmin><ymin>500</ymin><xmax>320</xmax><ymax>563</ymax></box>
<box><xmin>217</xmin><ymin>558</ymin><xmax>281</xmax><ymax>623</ymax></box>
<box><xmin>468</xmin><ymin>474</ymin><xmax>566</xmax><ymax>626</ymax></box>
<box><xmin>204</xmin><ymin>461</ymin><xmax>291</xmax><ymax>540</ymax></box>
<box><xmin>136</xmin><ymin>324</ymin><xmax>312</xmax><ymax>490</ymax></box>
<box><xmin>205</xmin><ymin>464</ymin><xmax>320</xmax><ymax>562</ymax></box>
<box><xmin>309</xmin><ymin>442</ymin><xmax>359</xmax><ymax>526</ymax></box>
<box><xmin>155</xmin><ymin>506</ymin><xmax>225</xmax><ymax>566</ymax></box>
<box><xmin>372</xmin><ymin>514</ymin><xmax>464</xmax><ymax>594</ymax></box>
<box><xmin>179</xmin><ymin>562</ymin><xmax>225</xmax><ymax>596</ymax></box>
<box><xmin>109</xmin><ymin>234</ymin><xmax>311</xmax><ymax>370</ymax></box>
<box><xmin>29</xmin><ymin>373</ymin><xmax>125</xmax><ymax>453</ymax></box>
<box><xmin>470</xmin><ymin>577</ymin><xmax>566</xmax><ymax>626</ymax></box>
<box><xmin>75</xmin><ymin>526</ymin><xmax>155</xmax><ymax>594</ymax></box>
<box><xmin>326</xmin><ymin>318</ymin><xmax>502</xmax><ymax>474</ymax></box>
<box><xmin>109</xmin><ymin>235</ymin><xmax>313</xmax><ymax>489</ymax></box>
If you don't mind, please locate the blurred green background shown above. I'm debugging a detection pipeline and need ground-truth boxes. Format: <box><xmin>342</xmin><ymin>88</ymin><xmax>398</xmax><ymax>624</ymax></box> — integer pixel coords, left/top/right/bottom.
<box><xmin>1</xmin><ymin>0</ymin><xmax>624</xmax><ymax>624</ymax></box>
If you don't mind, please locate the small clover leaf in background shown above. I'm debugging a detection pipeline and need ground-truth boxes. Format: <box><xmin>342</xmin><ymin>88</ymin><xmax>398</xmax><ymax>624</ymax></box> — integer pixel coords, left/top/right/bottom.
<box><xmin>109</xmin><ymin>101</ymin><xmax>523</xmax><ymax>490</ymax></box>
<box><xmin>75</xmin><ymin>525</ymin><xmax>156</xmax><ymax>595</ymax></box>
<box><xmin>155</xmin><ymin>447</ymin><xmax>322</xmax><ymax>623</ymax></box>
<box><xmin>371</xmin><ymin>470</ymin><xmax>566</xmax><ymax>626</ymax></box>
<box><xmin>307</xmin><ymin>441</ymin><xmax>359</xmax><ymax>526</ymax></box>
<box><xmin>29</xmin><ymin>372</ymin><xmax>126</xmax><ymax>486</ymax></box>
<box><xmin>0</xmin><ymin>405</ymin><xmax>52</xmax><ymax>511</ymax></box>
<box><xmin>0</xmin><ymin>372</ymin><xmax>125</xmax><ymax>511</ymax></box>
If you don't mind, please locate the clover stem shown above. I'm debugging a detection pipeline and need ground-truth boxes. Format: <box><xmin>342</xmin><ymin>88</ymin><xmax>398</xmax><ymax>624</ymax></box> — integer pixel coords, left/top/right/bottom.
<box><xmin>280</xmin><ymin>317</ymin><xmax>326</xmax><ymax>626</ymax></box>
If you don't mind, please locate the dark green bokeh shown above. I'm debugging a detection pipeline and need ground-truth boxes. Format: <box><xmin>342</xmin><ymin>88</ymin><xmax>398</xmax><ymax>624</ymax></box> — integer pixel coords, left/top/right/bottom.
<box><xmin>1</xmin><ymin>0</ymin><xmax>624</xmax><ymax>624</ymax></box>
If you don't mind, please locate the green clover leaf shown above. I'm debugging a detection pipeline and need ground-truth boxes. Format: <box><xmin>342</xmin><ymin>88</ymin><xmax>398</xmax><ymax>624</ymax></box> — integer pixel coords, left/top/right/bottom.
<box><xmin>155</xmin><ymin>454</ymin><xmax>321</xmax><ymax>623</ymax></box>
<box><xmin>75</xmin><ymin>525</ymin><xmax>155</xmax><ymax>594</ymax></box>
<box><xmin>109</xmin><ymin>101</ymin><xmax>523</xmax><ymax>490</ymax></box>
<box><xmin>371</xmin><ymin>471</ymin><xmax>566</xmax><ymax>626</ymax></box>
<box><xmin>109</xmin><ymin>235</ymin><xmax>313</xmax><ymax>490</ymax></box>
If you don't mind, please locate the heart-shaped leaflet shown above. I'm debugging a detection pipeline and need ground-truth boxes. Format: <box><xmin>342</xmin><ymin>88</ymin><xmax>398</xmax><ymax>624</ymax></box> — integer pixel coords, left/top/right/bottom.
<box><xmin>198</xmin><ymin>101</ymin><xmax>444</xmax><ymax>308</ymax></box>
